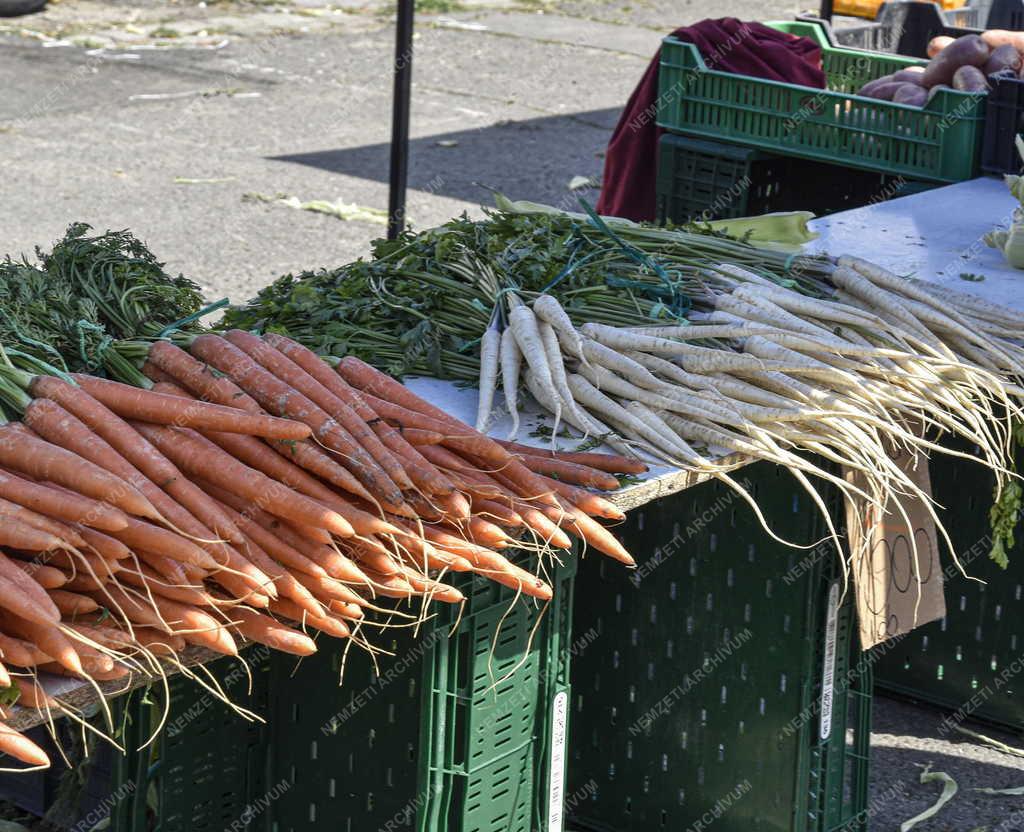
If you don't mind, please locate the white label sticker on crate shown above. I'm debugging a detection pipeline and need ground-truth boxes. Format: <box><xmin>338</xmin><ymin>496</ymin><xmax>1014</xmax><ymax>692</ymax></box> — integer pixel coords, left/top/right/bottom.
<box><xmin>548</xmin><ymin>690</ymin><xmax>568</xmax><ymax>832</ymax></box>
<box><xmin>819</xmin><ymin>582</ymin><xmax>840</xmax><ymax>741</ymax></box>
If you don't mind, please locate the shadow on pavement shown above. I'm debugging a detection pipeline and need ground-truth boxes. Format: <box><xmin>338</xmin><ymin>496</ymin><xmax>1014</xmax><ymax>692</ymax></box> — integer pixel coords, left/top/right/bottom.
<box><xmin>267</xmin><ymin>107</ymin><xmax>620</xmax><ymax>204</ymax></box>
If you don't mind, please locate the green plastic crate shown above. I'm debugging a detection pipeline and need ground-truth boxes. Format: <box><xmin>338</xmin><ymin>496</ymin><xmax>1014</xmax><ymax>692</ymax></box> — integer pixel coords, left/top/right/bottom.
<box><xmin>655</xmin><ymin>133</ymin><xmax>937</xmax><ymax>225</ymax></box>
<box><xmin>657</xmin><ymin>20</ymin><xmax>984</xmax><ymax>182</ymax></box>
<box><xmin>264</xmin><ymin>551</ymin><xmax>576</xmax><ymax>832</ymax></box>
<box><xmin>872</xmin><ymin>443</ymin><xmax>1024</xmax><ymax>732</ymax></box>
<box><xmin>566</xmin><ymin>462</ymin><xmax>871</xmax><ymax>832</ymax></box>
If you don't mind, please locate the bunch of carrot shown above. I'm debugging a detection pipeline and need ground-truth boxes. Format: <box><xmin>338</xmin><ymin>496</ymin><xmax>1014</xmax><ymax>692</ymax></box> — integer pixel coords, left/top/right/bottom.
<box><xmin>0</xmin><ymin>332</ymin><xmax>639</xmax><ymax>768</ymax></box>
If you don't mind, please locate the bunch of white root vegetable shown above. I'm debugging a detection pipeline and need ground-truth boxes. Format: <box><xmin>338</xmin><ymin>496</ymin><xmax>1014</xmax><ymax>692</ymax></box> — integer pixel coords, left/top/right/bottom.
<box><xmin>476</xmin><ymin>253</ymin><xmax>1024</xmax><ymax>568</ymax></box>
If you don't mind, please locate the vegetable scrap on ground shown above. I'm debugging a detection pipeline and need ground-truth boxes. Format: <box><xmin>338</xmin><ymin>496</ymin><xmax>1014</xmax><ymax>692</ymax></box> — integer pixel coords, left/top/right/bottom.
<box><xmin>0</xmin><ymin>226</ymin><xmax>643</xmax><ymax>769</ymax></box>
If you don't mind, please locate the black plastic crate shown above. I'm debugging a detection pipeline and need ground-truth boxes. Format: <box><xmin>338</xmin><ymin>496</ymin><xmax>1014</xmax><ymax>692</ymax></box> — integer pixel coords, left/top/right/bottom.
<box><xmin>567</xmin><ymin>462</ymin><xmax>872</xmax><ymax>832</ymax></box>
<box><xmin>982</xmin><ymin>73</ymin><xmax>1024</xmax><ymax>174</ymax></box>
<box><xmin>802</xmin><ymin>1</ymin><xmax>986</xmax><ymax>57</ymax></box>
<box><xmin>656</xmin><ymin>133</ymin><xmax>936</xmax><ymax>225</ymax></box>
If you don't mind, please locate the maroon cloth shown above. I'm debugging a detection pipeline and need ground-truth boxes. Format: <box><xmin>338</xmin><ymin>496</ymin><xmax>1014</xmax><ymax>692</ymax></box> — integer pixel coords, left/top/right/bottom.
<box><xmin>596</xmin><ymin>19</ymin><xmax>827</xmax><ymax>222</ymax></box>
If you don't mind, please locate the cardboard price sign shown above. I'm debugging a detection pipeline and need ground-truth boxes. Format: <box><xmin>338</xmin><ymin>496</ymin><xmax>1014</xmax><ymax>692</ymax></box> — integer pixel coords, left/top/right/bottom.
<box><xmin>845</xmin><ymin>449</ymin><xmax>946</xmax><ymax>650</ymax></box>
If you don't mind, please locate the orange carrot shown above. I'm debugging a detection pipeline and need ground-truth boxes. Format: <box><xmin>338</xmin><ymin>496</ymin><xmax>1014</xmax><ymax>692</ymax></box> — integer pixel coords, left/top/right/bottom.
<box><xmin>71</xmin><ymin>374</ymin><xmax>312</xmax><ymax>440</ymax></box>
<box><xmin>1</xmin><ymin>614</ymin><xmax>83</xmax><ymax>674</ymax></box>
<box><xmin>497</xmin><ymin>440</ymin><xmax>648</xmax><ymax>475</ymax></box>
<box><xmin>0</xmin><ymin>553</ymin><xmax>61</xmax><ymax>624</ymax></box>
<box><xmin>394</xmin><ymin>565</ymin><xmax>465</xmax><ymax>604</ymax></box>
<box><xmin>117</xmin><ymin>565</ymin><xmax>212</xmax><ymax>607</ymax></box>
<box><xmin>515</xmin><ymin>504</ymin><xmax>573</xmax><ymax>550</ymax></box>
<box><xmin>134</xmin><ymin>422</ymin><xmax>357</xmax><ymax>539</ymax></box>
<box><xmin>13</xmin><ymin>678</ymin><xmax>58</xmax><ymax>710</ymax></box>
<box><xmin>398</xmin><ymin>428</ymin><xmax>444</xmax><ymax>446</ymax></box>
<box><xmin>267</xmin><ymin>599</ymin><xmax>350</xmax><ymax>638</ymax></box>
<box><xmin>189</xmin><ymin>334</ymin><xmax>405</xmax><ymax>508</ymax></box>
<box><xmin>0</xmin><ymin>721</ymin><xmax>50</xmax><ymax>767</ymax></box>
<box><xmin>531</xmin><ymin>475</ymin><xmax>624</xmax><ymax>521</ymax></box>
<box><xmin>244</xmin><ymin>333</ymin><xmax>414</xmax><ymax>491</ymax></box>
<box><xmin>265</xmin><ymin>334</ymin><xmax>454</xmax><ymax>496</ymax></box>
<box><xmin>470</xmin><ymin>497</ymin><xmax>525</xmax><ymax>528</ymax></box>
<box><xmin>0</xmin><ymin>631</ymin><xmax>49</xmax><ymax>667</ymax></box>
<box><xmin>47</xmin><ymin>590</ymin><xmax>99</xmax><ymax>617</ymax></box>
<box><xmin>555</xmin><ymin>496</ymin><xmax>633</xmax><ymax>565</ymax></box>
<box><xmin>113</xmin><ymin>518</ymin><xmax>219</xmax><ymax>570</ymax></box>
<box><xmin>13</xmin><ymin>561</ymin><xmax>66</xmax><ymax>590</ymax></box>
<box><xmin>0</xmin><ymin>469</ymin><xmax>128</xmax><ymax>532</ymax></box>
<box><xmin>0</xmin><ymin>425</ymin><xmax>156</xmax><ymax>520</ymax></box>
<box><xmin>0</xmin><ymin>496</ymin><xmax>85</xmax><ymax>547</ymax></box>
<box><xmin>513</xmin><ymin>455</ymin><xmax>621</xmax><ymax>490</ymax></box>
<box><xmin>226</xmin><ymin>606</ymin><xmax>317</xmax><ymax>656</ymax></box>
<box><xmin>289</xmin><ymin>571</ymin><xmax>367</xmax><ymax>607</ymax></box>
<box><xmin>74</xmin><ymin>525</ymin><xmax>132</xmax><ymax>560</ymax></box>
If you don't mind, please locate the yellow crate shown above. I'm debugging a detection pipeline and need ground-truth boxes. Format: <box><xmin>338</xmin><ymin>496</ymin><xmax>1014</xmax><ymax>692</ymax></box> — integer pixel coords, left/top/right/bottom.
<box><xmin>833</xmin><ymin>0</ymin><xmax>966</xmax><ymax>20</ymax></box>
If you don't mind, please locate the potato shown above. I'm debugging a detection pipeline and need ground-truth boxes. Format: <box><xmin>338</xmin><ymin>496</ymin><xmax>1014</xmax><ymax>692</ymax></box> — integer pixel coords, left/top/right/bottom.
<box><xmin>891</xmin><ymin>67</ymin><xmax>926</xmax><ymax>84</ymax></box>
<box><xmin>893</xmin><ymin>83</ymin><xmax>928</xmax><ymax>106</ymax></box>
<box><xmin>927</xmin><ymin>35</ymin><xmax>955</xmax><ymax>58</ymax></box>
<box><xmin>857</xmin><ymin>75</ymin><xmax>894</xmax><ymax>97</ymax></box>
<box><xmin>981</xmin><ymin>30</ymin><xmax>1024</xmax><ymax>51</ymax></box>
<box><xmin>952</xmin><ymin>64</ymin><xmax>989</xmax><ymax>92</ymax></box>
<box><xmin>926</xmin><ymin>83</ymin><xmax>952</xmax><ymax>104</ymax></box>
<box><xmin>858</xmin><ymin>81</ymin><xmax>906</xmax><ymax>101</ymax></box>
<box><xmin>983</xmin><ymin>44</ymin><xmax>1022</xmax><ymax>76</ymax></box>
<box><xmin>921</xmin><ymin>34</ymin><xmax>991</xmax><ymax>87</ymax></box>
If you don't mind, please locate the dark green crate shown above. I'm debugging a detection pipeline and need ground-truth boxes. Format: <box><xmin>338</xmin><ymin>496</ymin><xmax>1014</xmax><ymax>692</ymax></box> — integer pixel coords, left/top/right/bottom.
<box><xmin>872</xmin><ymin>445</ymin><xmax>1024</xmax><ymax>732</ymax></box>
<box><xmin>566</xmin><ymin>462</ymin><xmax>871</xmax><ymax>832</ymax></box>
<box><xmin>657</xmin><ymin>20</ymin><xmax>984</xmax><ymax>182</ymax></box>
<box><xmin>265</xmin><ymin>551</ymin><xmax>576</xmax><ymax>832</ymax></box>
<box><xmin>45</xmin><ymin>553</ymin><xmax>574</xmax><ymax>831</ymax></box>
<box><xmin>655</xmin><ymin>133</ymin><xmax>937</xmax><ymax>225</ymax></box>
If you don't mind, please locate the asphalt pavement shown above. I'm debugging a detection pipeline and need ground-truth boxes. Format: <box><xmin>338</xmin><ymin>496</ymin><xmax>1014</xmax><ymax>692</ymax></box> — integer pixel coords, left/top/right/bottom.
<box><xmin>1</xmin><ymin>0</ymin><xmax>1023</xmax><ymax>828</ymax></box>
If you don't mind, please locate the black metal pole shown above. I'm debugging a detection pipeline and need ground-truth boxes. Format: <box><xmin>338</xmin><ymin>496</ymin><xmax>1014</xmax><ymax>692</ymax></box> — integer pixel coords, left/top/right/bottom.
<box><xmin>818</xmin><ymin>0</ymin><xmax>834</xmax><ymax>20</ymax></box>
<box><xmin>387</xmin><ymin>0</ymin><xmax>415</xmax><ymax>241</ymax></box>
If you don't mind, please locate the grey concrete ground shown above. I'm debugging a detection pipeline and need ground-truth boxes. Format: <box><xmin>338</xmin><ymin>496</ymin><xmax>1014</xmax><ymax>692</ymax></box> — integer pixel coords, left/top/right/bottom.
<box><xmin>2</xmin><ymin>0</ymin><xmax>1023</xmax><ymax>829</ymax></box>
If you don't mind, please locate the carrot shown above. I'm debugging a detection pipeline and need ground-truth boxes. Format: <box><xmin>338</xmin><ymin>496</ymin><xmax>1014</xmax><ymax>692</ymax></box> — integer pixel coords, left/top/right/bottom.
<box><xmin>0</xmin><ymin>631</ymin><xmax>50</xmax><ymax>667</ymax></box>
<box><xmin>13</xmin><ymin>678</ymin><xmax>58</xmax><ymax>710</ymax></box>
<box><xmin>347</xmin><ymin>541</ymin><xmax>401</xmax><ymax>577</ymax></box>
<box><xmin>555</xmin><ymin>496</ymin><xmax>633</xmax><ymax>565</ymax></box>
<box><xmin>71</xmin><ymin>374</ymin><xmax>312</xmax><ymax>440</ymax></box>
<box><xmin>0</xmin><ymin>496</ymin><xmax>85</xmax><ymax>547</ymax></box>
<box><xmin>395</xmin><ymin>565</ymin><xmax>465</xmax><ymax>604</ymax></box>
<box><xmin>136</xmin><ymin>550</ymin><xmax>192</xmax><ymax>585</ymax></box>
<box><xmin>535</xmin><ymin>474</ymin><xmax>624</xmax><ymax>521</ymax></box>
<box><xmin>191</xmin><ymin>484</ymin><xmax>326</xmax><ymax>579</ymax></box>
<box><xmin>44</xmin><ymin>550</ymin><xmax>120</xmax><ymax>582</ymax></box>
<box><xmin>13</xmin><ymin>562</ymin><xmax>66</xmax><ymax>590</ymax></box>
<box><xmin>497</xmin><ymin>440</ymin><xmax>647</xmax><ymax>475</ymax></box>
<box><xmin>117</xmin><ymin>565</ymin><xmax>212</xmax><ymax>607</ymax></box>
<box><xmin>265</xmin><ymin>334</ymin><xmax>454</xmax><ymax>495</ymax></box>
<box><xmin>226</xmin><ymin>606</ymin><xmax>317</xmax><ymax>656</ymax></box>
<box><xmin>28</xmin><ymin>377</ymin><xmax>245</xmax><ymax>545</ymax></box>
<box><xmin>59</xmin><ymin>574</ymin><xmax>104</xmax><ymax>593</ymax></box>
<box><xmin>0</xmin><ymin>554</ymin><xmax>61</xmax><ymax>624</ymax></box>
<box><xmin>107</xmin><ymin>586</ymin><xmax>238</xmax><ymax>656</ymax></box>
<box><xmin>440</xmin><ymin>491</ymin><xmax>472</xmax><ymax>520</ymax></box>
<box><xmin>47</xmin><ymin>590</ymin><xmax>99</xmax><ymax>617</ymax></box>
<box><xmin>515</xmin><ymin>504</ymin><xmax>573</xmax><ymax>549</ymax></box>
<box><xmin>112</xmin><ymin>518</ymin><xmax>219</xmax><ymax>570</ymax></box>
<box><xmin>203</xmin><ymin>497</ymin><xmax>327</xmax><ymax>618</ymax></box>
<box><xmin>0</xmin><ymin>425</ymin><xmax>155</xmax><ymax>520</ymax></box>
<box><xmin>471</xmin><ymin>497</ymin><xmax>525</xmax><ymax>528</ymax></box>
<box><xmin>512</xmin><ymin>455</ymin><xmax>621</xmax><ymax>490</ymax></box>
<box><xmin>244</xmin><ymin>333</ymin><xmax>414</xmax><ymax>491</ymax></box>
<box><xmin>74</xmin><ymin>525</ymin><xmax>132</xmax><ymax>560</ymax></box>
<box><xmin>145</xmin><ymin>346</ymin><xmax>378</xmax><ymax>504</ymax></box>
<box><xmin>289</xmin><ymin>571</ymin><xmax>367</xmax><ymax>607</ymax></box>
<box><xmin>140</xmin><ymin>361</ymin><xmax>180</xmax><ymax>386</ymax></box>
<box><xmin>475</xmin><ymin>321</ymin><xmax>502</xmax><ymax>432</ymax></box>
<box><xmin>189</xmin><ymin>334</ymin><xmax>405</xmax><ymax>508</ymax></box>
<box><xmin>0</xmin><ymin>469</ymin><xmax>129</xmax><ymax>532</ymax></box>
<box><xmin>460</xmin><ymin>515</ymin><xmax>513</xmax><ymax>549</ymax></box>
<box><xmin>0</xmin><ymin>721</ymin><xmax>50</xmax><ymax>767</ymax></box>
<box><xmin>399</xmin><ymin>428</ymin><xmax>444</xmax><ymax>446</ymax></box>
<box><xmin>267</xmin><ymin>599</ymin><xmax>351</xmax><ymax>638</ymax></box>
<box><xmin>133</xmin><ymin>422</ymin><xmax>357</xmax><ymax>539</ymax></box>
<box><xmin>182</xmin><ymin>424</ymin><xmax>397</xmax><ymax>539</ymax></box>
<box><xmin>326</xmin><ymin>600</ymin><xmax>365</xmax><ymax>620</ymax></box>
<box><xmin>1</xmin><ymin>614</ymin><xmax>83</xmax><ymax>674</ymax></box>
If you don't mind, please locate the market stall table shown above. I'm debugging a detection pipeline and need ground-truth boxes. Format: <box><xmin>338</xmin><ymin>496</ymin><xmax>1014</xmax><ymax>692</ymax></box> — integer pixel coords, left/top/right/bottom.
<box><xmin>10</xmin><ymin>175</ymin><xmax>1019</xmax><ymax>737</ymax></box>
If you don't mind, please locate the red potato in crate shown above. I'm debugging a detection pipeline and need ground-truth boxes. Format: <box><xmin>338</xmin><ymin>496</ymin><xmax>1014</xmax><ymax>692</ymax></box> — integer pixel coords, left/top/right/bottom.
<box><xmin>928</xmin><ymin>35</ymin><xmax>956</xmax><ymax>57</ymax></box>
<box><xmin>953</xmin><ymin>64</ymin><xmax>989</xmax><ymax>92</ymax></box>
<box><xmin>984</xmin><ymin>44</ymin><xmax>1022</xmax><ymax>76</ymax></box>
<box><xmin>921</xmin><ymin>34</ymin><xmax>991</xmax><ymax>87</ymax></box>
<box><xmin>859</xmin><ymin>81</ymin><xmax>906</xmax><ymax>100</ymax></box>
<box><xmin>893</xmin><ymin>83</ymin><xmax>928</xmax><ymax>106</ymax></box>
<box><xmin>891</xmin><ymin>67</ymin><xmax>926</xmax><ymax>84</ymax></box>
